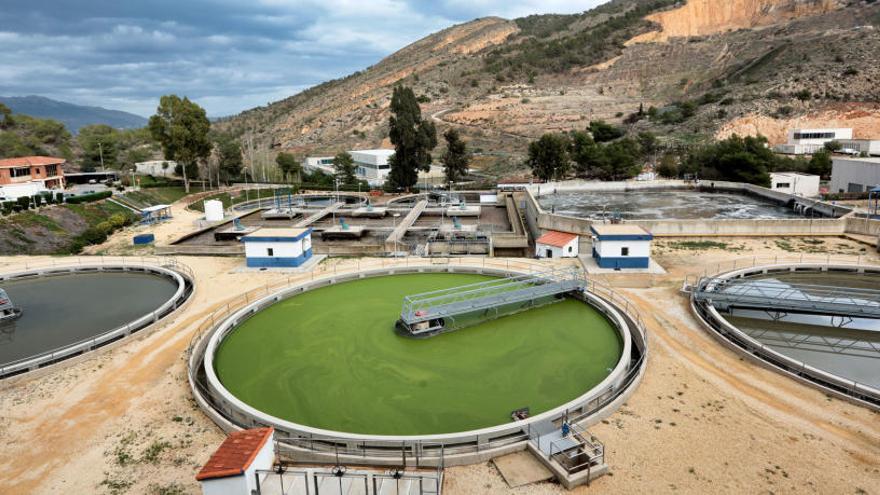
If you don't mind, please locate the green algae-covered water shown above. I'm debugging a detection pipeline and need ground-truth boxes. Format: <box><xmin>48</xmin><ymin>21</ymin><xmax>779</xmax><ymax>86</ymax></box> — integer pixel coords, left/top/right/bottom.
<box><xmin>214</xmin><ymin>273</ymin><xmax>623</xmax><ymax>435</ymax></box>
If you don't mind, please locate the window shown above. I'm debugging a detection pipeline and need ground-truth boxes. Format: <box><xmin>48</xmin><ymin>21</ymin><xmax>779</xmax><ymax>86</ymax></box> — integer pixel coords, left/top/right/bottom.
<box><xmin>45</xmin><ymin>165</ymin><xmax>58</xmax><ymax>176</ymax></box>
<box><xmin>11</xmin><ymin>167</ymin><xmax>30</xmax><ymax>178</ymax></box>
<box><xmin>775</xmin><ymin>182</ymin><xmax>790</xmax><ymax>189</ymax></box>
<box><xmin>621</xmin><ymin>247</ymin><xmax>630</xmax><ymax>256</ymax></box>
<box><xmin>568</xmin><ymin>246</ymin><xmax>573</xmax><ymax>253</ymax></box>
<box><xmin>267</xmin><ymin>248</ymin><xmax>274</xmax><ymax>257</ymax></box>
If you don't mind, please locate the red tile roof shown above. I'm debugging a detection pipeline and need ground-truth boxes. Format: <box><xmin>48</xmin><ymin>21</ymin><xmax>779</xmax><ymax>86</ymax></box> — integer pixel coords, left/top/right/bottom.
<box><xmin>0</xmin><ymin>156</ymin><xmax>66</xmax><ymax>168</ymax></box>
<box><xmin>196</xmin><ymin>427</ymin><xmax>274</xmax><ymax>481</ymax></box>
<box><xmin>536</xmin><ymin>230</ymin><xmax>578</xmax><ymax>248</ymax></box>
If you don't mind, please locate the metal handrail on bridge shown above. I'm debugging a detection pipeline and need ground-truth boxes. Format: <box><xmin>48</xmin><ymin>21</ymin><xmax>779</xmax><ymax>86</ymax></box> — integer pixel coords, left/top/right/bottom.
<box><xmin>400</xmin><ymin>267</ymin><xmax>585</xmax><ymax>325</ymax></box>
<box><xmin>694</xmin><ymin>277</ymin><xmax>880</xmax><ymax>319</ymax></box>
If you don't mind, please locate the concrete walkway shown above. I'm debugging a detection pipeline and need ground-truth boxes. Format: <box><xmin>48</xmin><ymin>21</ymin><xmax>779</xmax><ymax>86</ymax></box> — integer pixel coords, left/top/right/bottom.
<box><xmin>492</xmin><ymin>451</ymin><xmax>553</xmax><ymax>488</ymax></box>
<box><xmin>295</xmin><ymin>202</ymin><xmax>344</xmax><ymax>228</ymax></box>
<box><xmin>385</xmin><ymin>200</ymin><xmax>427</xmax><ymax>251</ymax></box>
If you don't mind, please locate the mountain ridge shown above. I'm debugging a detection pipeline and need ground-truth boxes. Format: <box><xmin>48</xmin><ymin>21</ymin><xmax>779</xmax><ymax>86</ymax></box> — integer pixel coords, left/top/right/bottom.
<box><xmin>0</xmin><ymin>95</ymin><xmax>147</xmax><ymax>134</ymax></box>
<box><xmin>218</xmin><ymin>0</ymin><xmax>879</xmax><ymax>175</ymax></box>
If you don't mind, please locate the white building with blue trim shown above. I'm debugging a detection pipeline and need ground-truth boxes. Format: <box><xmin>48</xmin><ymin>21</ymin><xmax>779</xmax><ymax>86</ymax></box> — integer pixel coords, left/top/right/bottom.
<box><xmin>590</xmin><ymin>224</ymin><xmax>652</xmax><ymax>269</ymax></box>
<box><xmin>241</xmin><ymin>228</ymin><xmax>313</xmax><ymax>268</ymax></box>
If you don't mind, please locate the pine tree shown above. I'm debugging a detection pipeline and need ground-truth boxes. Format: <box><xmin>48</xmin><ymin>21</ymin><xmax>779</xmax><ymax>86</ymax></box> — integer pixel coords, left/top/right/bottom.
<box><xmin>333</xmin><ymin>151</ymin><xmax>357</xmax><ymax>185</ymax></box>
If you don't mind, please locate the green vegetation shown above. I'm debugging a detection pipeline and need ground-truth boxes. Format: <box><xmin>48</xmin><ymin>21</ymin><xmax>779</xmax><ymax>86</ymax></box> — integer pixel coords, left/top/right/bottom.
<box><xmin>680</xmin><ymin>134</ymin><xmax>811</xmax><ymax>187</ymax></box>
<box><xmin>275</xmin><ymin>151</ymin><xmax>301</xmax><ymax>183</ymax></box>
<box><xmin>528</xmin><ymin>133</ymin><xmax>571</xmax><ymax>180</ymax></box>
<box><xmin>122</xmin><ymin>186</ymin><xmax>203</xmax><ymax>207</ymax></box>
<box><xmin>77</xmin><ymin>124</ymin><xmax>157</xmax><ymax>172</ymax></box>
<box><xmin>667</xmin><ymin>240</ymin><xmax>730</xmax><ymax>251</ymax></box>
<box><xmin>0</xmin><ymin>103</ymin><xmax>72</xmax><ymax>159</ymax></box>
<box><xmin>333</xmin><ymin>151</ymin><xmax>357</xmax><ymax>186</ymax></box>
<box><xmin>387</xmin><ymin>85</ymin><xmax>437</xmax><ymax>190</ymax></box>
<box><xmin>148</xmin><ymin>95</ymin><xmax>212</xmax><ymax>192</ymax></box>
<box><xmin>441</xmin><ymin>128</ymin><xmax>471</xmax><ymax>183</ymax></box>
<box><xmin>213</xmin><ymin>132</ymin><xmax>243</xmax><ymax>184</ymax></box>
<box><xmin>485</xmin><ymin>0</ymin><xmax>677</xmax><ymax>77</ymax></box>
<box><xmin>215</xmin><ymin>274</ymin><xmax>621</xmax><ymax>435</ymax></box>
<box><xmin>528</xmin><ymin>125</ymin><xmax>655</xmax><ymax>181</ymax></box>
<box><xmin>65</xmin><ymin>190</ymin><xmax>113</xmax><ymax>204</ymax></box>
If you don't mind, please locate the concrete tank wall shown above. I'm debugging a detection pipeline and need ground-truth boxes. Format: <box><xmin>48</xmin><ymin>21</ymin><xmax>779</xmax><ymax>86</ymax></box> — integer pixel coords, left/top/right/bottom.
<box><xmin>524</xmin><ymin>180</ymin><xmax>853</xmax><ymax>238</ymax></box>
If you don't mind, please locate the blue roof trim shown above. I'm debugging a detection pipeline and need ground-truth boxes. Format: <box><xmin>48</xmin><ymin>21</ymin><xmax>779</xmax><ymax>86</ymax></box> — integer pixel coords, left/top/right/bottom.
<box><xmin>589</xmin><ymin>227</ymin><xmax>653</xmax><ymax>241</ymax></box>
<box><xmin>242</xmin><ymin>228</ymin><xmax>313</xmax><ymax>243</ymax></box>
<box><xmin>595</xmin><ymin>234</ymin><xmax>653</xmax><ymax>241</ymax></box>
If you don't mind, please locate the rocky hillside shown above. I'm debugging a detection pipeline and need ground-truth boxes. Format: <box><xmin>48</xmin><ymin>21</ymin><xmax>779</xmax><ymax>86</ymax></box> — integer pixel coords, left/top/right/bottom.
<box><xmin>218</xmin><ymin>0</ymin><xmax>880</xmax><ymax>173</ymax></box>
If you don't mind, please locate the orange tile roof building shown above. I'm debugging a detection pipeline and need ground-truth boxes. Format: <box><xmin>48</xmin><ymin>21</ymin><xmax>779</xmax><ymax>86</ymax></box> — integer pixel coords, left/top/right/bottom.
<box><xmin>535</xmin><ymin>230</ymin><xmax>580</xmax><ymax>258</ymax></box>
<box><xmin>197</xmin><ymin>427</ymin><xmax>275</xmax><ymax>495</ymax></box>
<box><xmin>0</xmin><ymin>156</ymin><xmax>66</xmax><ymax>189</ymax></box>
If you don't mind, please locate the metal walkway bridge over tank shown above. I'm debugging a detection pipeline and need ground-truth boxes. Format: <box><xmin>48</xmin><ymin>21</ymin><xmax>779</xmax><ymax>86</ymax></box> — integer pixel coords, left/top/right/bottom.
<box><xmin>398</xmin><ymin>268</ymin><xmax>586</xmax><ymax>337</ymax></box>
<box><xmin>693</xmin><ymin>277</ymin><xmax>880</xmax><ymax>321</ymax></box>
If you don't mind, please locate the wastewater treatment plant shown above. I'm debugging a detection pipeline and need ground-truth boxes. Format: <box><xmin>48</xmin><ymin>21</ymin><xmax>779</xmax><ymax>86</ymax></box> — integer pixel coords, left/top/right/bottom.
<box><xmin>3</xmin><ymin>182</ymin><xmax>879</xmax><ymax>495</ymax></box>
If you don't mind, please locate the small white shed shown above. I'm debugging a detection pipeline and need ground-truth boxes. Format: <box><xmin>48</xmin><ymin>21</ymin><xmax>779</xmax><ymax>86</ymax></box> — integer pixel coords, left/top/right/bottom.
<box><xmin>590</xmin><ymin>224</ymin><xmax>652</xmax><ymax>269</ymax></box>
<box><xmin>197</xmin><ymin>427</ymin><xmax>275</xmax><ymax>495</ymax></box>
<box><xmin>241</xmin><ymin>227</ymin><xmax>313</xmax><ymax>268</ymax></box>
<box><xmin>535</xmin><ymin>230</ymin><xmax>579</xmax><ymax>259</ymax></box>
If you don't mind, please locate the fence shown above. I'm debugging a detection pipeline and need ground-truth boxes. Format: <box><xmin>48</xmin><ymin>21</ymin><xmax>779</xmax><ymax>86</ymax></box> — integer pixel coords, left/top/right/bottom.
<box><xmin>688</xmin><ymin>256</ymin><xmax>880</xmax><ymax>409</ymax></box>
<box><xmin>186</xmin><ymin>257</ymin><xmax>649</xmax><ymax>466</ymax></box>
<box><xmin>255</xmin><ymin>465</ymin><xmax>442</xmax><ymax>495</ymax></box>
<box><xmin>0</xmin><ymin>256</ymin><xmax>195</xmax><ymax>379</ymax></box>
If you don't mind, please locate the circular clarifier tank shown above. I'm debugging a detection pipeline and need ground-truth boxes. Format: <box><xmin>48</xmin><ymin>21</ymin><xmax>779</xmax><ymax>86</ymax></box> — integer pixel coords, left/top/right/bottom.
<box><xmin>692</xmin><ymin>264</ymin><xmax>880</xmax><ymax>407</ymax></box>
<box><xmin>0</xmin><ymin>265</ymin><xmax>191</xmax><ymax>377</ymax></box>
<box><xmin>210</xmin><ymin>272</ymin><xmax>627</xmax><ymax>436</ymax></box>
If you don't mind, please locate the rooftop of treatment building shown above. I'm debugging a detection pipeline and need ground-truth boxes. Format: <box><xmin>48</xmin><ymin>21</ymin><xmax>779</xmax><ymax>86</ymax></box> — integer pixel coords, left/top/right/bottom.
<box><xmin>240</xmin><ymin>227</ymin><xmax>312</xmax><ymax>241</ymax></box>
<box><xmin>590</xmin><ymin>224</ymin><xmax>652</xmax><ymax>237</ymax></box>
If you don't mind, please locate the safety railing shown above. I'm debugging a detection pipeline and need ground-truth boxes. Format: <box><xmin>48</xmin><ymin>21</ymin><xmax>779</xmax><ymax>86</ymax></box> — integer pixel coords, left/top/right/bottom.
<box><xmin>695</xmin><ymin>253</ymin><xmax>876</xmax><ymax>279</ymax></box>
<box><xmin>689</xmin><ymin>258</ymin><xmax>880</xmax><ymax>409</ymax></box>
<box><xmin>0</xmin><ymin>256</ymin><xmax>194</xmax><ymax>379</ymax></box>
<box><xmin>185</xmin><ymin>256</ymin><xmax>651</xmax><ymax>464</ymax></box>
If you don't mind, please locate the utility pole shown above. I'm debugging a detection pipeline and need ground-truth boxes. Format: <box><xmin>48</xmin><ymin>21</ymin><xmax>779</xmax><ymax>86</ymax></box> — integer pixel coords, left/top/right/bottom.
<box><xmin>98</xmin><ymin>141</ymin><xmax>105</xmax><ymax>171</ymax></box>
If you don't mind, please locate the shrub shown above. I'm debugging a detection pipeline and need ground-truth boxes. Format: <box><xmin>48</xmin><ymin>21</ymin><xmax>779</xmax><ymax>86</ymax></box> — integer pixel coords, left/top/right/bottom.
<box><xmin>65</xmin><ymin>190</ymin><xmax>112</xmax><ymax>204</ymax></box>
<box><xmin>17</xmin><ymin>196</ymin><xmax>31</xmax><ymax>210</ymax></box>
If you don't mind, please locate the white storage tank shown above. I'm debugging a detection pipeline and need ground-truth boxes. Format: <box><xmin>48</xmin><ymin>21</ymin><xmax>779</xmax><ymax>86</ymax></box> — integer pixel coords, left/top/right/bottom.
<box><xmin>204</xmin><ymin>199</ymin><xmax>225</xmax><ymax>222</ymax></box>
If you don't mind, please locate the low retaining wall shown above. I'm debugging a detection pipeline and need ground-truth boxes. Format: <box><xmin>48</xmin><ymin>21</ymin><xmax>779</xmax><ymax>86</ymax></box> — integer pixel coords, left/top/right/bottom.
<box><xmin>189</xmin><ymin>265</ymin><xmax>648</xmax><ymax>467</ymax></box>
<box><xmin>690</xmin><ymin>263</ymin><xmax>880</xmax><ymax>410</ymax></box>
<box><xmin>0</xmin><ymin>260</ymin><xmax>195</xmax><ymax>379</ymax></box>
<box><xmin>523</xmin><ymin>180</ymin><xmax>857</xmax><ymax>238</ymax></box>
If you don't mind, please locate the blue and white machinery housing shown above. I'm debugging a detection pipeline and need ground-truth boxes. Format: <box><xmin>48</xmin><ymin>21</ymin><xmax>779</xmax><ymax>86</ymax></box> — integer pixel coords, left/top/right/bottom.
<box><xmin>241</xmin><ymin>227</ymin><xmax>314</xmax><ymax>268</ymax></box>
<box><xmin>590</xmin><ymin>224</ymin><xmax>653</xmax><ymax>269</ymax></box>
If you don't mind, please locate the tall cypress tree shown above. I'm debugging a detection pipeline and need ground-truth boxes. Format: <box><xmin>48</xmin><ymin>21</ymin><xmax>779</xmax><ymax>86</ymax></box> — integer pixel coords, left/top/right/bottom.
<box><xmin>441</xmin><ymin>128</ymin><xmax>470</xmax><ymax>183</ymax></box>
<box><xmin>387</xmin><ymin>86</ymin><xmax>437</xmax><ymax>190</ymax></box>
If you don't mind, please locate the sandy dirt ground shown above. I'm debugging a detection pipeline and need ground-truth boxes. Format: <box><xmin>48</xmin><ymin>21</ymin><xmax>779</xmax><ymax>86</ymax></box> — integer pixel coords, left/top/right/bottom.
<box><xmin>0</xmin><ymin>233</ymin><xmax>878</xmax><ymax>494</ymax></box>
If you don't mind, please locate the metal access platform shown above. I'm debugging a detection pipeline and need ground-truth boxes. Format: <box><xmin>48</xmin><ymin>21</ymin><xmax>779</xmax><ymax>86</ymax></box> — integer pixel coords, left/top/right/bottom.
<box><xmin>694</xmin><ymin>277</ymin><xmax>880</xmax><ymax>320</ymax></box>
<box><xmin>398</xmin><ymin>268</ymin><xmax>586</xmax><ymax>337</ymax></box>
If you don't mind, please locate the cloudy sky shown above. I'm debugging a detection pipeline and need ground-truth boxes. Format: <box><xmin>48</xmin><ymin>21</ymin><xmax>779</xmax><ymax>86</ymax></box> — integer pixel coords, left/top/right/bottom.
<box><xmin>0</xmin><ymin>1</ymin><xmax>608</xmax><ymax>118</ymax></box>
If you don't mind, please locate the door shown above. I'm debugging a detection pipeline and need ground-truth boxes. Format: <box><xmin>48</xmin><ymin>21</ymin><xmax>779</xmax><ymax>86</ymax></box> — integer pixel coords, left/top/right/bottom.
<box><xmin>546</xmin><ymin>249</ymin><xmax>553</xmax><ymax>258</ymax></box>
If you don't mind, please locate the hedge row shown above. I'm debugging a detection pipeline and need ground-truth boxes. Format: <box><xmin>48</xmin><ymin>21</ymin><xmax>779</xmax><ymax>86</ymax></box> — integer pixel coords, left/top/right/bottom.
<box><xmin>65</xmin><ymin>190</ymin><xmax>113</xmax><ymax>204</ymax></box>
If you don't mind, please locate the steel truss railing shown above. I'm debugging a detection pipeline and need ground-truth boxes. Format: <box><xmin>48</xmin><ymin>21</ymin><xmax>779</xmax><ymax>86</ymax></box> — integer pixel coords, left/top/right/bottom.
<box><xmin>400</xmin><ymin>267</ymin><xmax>585</xmax><ymax>327</ymax></box>
<box><xmin>694</xmin><ymin>277</ymin><xmax>880</xmax><ymax>319</ymax></box>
